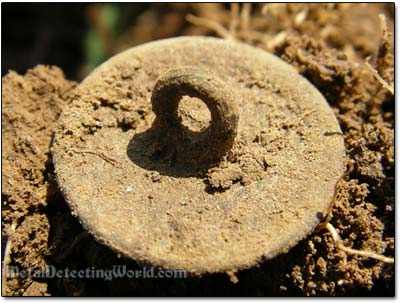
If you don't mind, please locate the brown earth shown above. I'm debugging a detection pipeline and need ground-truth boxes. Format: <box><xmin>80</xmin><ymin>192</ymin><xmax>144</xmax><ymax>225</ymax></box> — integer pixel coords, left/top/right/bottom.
<box><xmin>1</xmin><ymin>3</ymin><xmax>394</xmax><ymax>296</ymax></box>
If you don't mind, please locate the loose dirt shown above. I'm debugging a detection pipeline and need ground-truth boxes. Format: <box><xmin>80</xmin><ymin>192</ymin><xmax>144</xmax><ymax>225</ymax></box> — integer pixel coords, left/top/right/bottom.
<box><xmin>1</xmin><ymin>3</ymin><xmax>394</xmax><ymax>296</ymax></box>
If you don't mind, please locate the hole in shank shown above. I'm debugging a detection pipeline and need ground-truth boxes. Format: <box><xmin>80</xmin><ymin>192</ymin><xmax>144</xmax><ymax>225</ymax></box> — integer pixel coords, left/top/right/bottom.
<box><xmin>177</xmin><ymin>96</ymin><xmax>211</xmax><ymax>133</ymax></box>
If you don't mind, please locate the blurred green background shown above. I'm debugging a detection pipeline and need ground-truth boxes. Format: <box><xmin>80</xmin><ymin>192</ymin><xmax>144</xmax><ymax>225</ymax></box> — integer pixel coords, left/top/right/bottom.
<box><xmin>2</xmin><ymin>3</ymin><xmax>159</xmax><ymax>79</ymax></box>
<box><xmin>2</xmin><ymin>3</ymin><xmax>230</xmax><ymax>80</ymax></box>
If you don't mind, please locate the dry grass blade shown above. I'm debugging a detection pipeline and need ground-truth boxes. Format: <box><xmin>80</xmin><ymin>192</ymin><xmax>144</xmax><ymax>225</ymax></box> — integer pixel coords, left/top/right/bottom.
<box><xmin>365</xmin><ymin>59</ymin><xmax>394</xmax><ymax>95</ymax></box>
<box><xmin>240</xmin><ymin>3</ymin><xmax>251</xmax><ymax>32</ymax></box>
<box><xmin>325</xmin><ymin>222</ymin><xmax>394</xmax><ymax>264</ymax></box>
<box><xmin>186</xmin><ymin>14</ymin><xmax>231</xmax><ymax>39</ymax></box>
<box><xmin>229</xmin><ymin>3</ymin><xmax>240</xmax><ymax>37</ymax></box>
<box><xmin>70</xmin><ymin>148</ymin><xmax>122</xmax><ymax>168</ymax></box>
<box><xmin>2</xmin><ymin>223</ymin><xmax>16</xmax><ymax>296</ymax></box>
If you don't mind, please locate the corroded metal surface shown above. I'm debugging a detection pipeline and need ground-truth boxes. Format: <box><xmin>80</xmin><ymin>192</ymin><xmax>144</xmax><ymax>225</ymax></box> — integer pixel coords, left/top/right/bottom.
<box><xmin>52</xmin><ymin>37</ymin><xmax>345</xmax><ymax>274</ymax></box>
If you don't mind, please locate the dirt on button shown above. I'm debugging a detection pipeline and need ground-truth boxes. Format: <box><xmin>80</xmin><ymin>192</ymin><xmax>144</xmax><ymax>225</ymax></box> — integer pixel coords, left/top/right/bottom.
<box><xmin>51</xmin><ymin>36</ymin><xmax>345</xmax><ymax>276</ymax></box>
<box><xmin>1</xmin><ymin>3</ymin><xmax>395</xmax><ymax>296</ymax></box>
